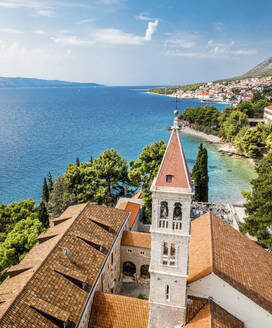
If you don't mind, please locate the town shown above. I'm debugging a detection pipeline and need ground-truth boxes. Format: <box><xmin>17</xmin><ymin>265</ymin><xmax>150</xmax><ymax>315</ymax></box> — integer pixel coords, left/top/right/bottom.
<box><xmin>170</xmin><ymin>76</ymin><xmax>272</xmax><ymax>104</ymax></box>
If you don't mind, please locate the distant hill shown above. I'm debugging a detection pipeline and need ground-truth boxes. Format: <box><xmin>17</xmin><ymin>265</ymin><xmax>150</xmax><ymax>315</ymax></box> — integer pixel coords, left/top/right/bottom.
<box><xmin>0</xmin><ymin>77</ymin><xmax>102</xmax><ymax>88</ymax></box>
<box><xmin>241</xmin><ymin>57</ymin><xmax>272</xmax><ymax>78</ymax></box>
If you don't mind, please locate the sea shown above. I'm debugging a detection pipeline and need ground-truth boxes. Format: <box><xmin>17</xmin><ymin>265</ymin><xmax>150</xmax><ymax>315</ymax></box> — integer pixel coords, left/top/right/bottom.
<box><xmin>0</xmin><ymin>86</ymin><xmax>255</xmax><ymax>205</ymax></box>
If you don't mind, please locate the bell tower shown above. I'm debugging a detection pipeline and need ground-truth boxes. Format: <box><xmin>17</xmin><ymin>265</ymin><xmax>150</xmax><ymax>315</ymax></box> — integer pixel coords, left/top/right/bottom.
<box><xmin>148</xmin><ymin>117</ymin><xmax>194</xmax><ymax>328</ymax></box>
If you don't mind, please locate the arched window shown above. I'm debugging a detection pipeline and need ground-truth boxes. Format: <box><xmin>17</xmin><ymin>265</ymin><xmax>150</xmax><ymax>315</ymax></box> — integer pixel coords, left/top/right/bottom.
<box><xmin>173</xmin><ymin>203</ymin><xmax>182</xmax><ymax>230</ymax></box>
<box><xmin>123</xmin><ymin>261</ymin><xmax>136</xmax><ymax>277</ymax></box>
<box><xmin>173</xmin><ymin>203</ymin><xmax>182</xmax><ymax>220</ymax></box>
<box><xmin>160</xmin><ymin>201</ymin><xmax>168</xmax><ymax>218</ymax></box>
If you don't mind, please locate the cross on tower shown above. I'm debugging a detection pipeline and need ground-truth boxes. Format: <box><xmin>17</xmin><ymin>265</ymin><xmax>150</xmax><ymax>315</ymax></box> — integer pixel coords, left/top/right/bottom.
<box><xmin>170</xmin><ymin>95</ymin><xmax>182</xmax><ymax>116</ymax></box>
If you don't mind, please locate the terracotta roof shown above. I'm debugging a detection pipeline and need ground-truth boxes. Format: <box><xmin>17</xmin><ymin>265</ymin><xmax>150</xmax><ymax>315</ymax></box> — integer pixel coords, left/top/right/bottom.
<box><xmin>152</xmin><ymin>128</ymin><xmax>192</xmax><ymax>190</ymax></box>
<box><xmin>90</xmin><ymin>293</ymin><xmax>243</xmax><ymax>328</ymax></box>
<box><xmin>185</xmin><ymin>297</ymin><xmax>243</xmax><ymax>328</ymax></box>
<box><xmin>118</xmin><ymin>201</ymin><xmax>140</xmax><ymax>229</ymax></box>
<box><xmin>265</xmin><ymin>105</ymin><xmax>272</xmax><ymax>110</ymax></box>
<box><xmin>0</xmin><ymin>203</ymin><xmax>129</xmax><ymax>328</ymax></box>
<box><xmin>188</xmin><ymin>212</ymin><xmax>213</xmax><ymax>283</ymax></box>
<box><xmin>188</xmin><ymin>212</ymin><xmax>272</xmax><ymax>314</ymax></box>
<box><xmin>121</xmin><ymin>231</ymin><xmax>151</xmax><ymax>249</ymax></box>
<box><xmin>90</xmin><ymin>292</ymin><xmax>150</xmax><ymax>328</ymax></box>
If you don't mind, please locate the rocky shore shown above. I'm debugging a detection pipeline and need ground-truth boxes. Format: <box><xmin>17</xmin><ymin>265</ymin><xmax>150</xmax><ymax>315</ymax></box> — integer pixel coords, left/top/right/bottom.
<box><xmin>181</xmin><ymin>127</ymin><xmax>254</xmax><ymax>164</ymax></box>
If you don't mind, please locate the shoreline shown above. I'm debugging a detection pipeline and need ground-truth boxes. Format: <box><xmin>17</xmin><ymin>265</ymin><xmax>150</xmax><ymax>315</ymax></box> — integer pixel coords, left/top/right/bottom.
<box><xmin>181</xmin><ymin>127</ymin><xmax>255</xmax><ymax>165</ymax></box>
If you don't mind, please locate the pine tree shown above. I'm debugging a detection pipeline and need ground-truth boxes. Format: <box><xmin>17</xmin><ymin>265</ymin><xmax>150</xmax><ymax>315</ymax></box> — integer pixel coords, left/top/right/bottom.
<box><xmin>47</xmin><ymin>172</ymin><xmax>54</xmax><ymax>193</ymax></box>
<box><xmin>42</xmin><ymin>177</ymin><xmax>49</xmax><ymax>203</ymax></box>
<box><xmin>36</xmin><ymin>201</ymin><xmax>49</xmax><ymax>228</ymax></box>
<box><xmin>240</xmin><ymin>151</ymin><xmax>272</xmax><ymax>250</ymax></box>
<box><xmin>76</xmin><ymin>157</ymin><xmax>80</xmax><ymax>167</ymax></box>
<box><xmin>191</xmin><ymin>143</ymin><xmax>209</xmax><ymax>202</ymax></box>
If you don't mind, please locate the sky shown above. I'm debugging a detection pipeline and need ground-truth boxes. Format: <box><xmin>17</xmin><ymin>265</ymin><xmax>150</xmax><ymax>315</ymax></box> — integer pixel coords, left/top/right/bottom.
<box><xmin>0</xmin><ymin>0</ymin><xmax>271</xmax><ymax>85</ymax></box>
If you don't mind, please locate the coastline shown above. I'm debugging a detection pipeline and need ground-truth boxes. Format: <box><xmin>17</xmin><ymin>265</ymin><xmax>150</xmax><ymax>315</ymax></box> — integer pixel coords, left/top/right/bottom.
<box><xmin>181</xmin><ymin>127</ymin><xmax>255</xmax><ymax>165</ymax></box>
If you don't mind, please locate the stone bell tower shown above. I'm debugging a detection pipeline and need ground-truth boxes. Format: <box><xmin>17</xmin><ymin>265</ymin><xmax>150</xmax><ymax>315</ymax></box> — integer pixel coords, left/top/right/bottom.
<box><xmin>148</xmin><ymin>117</ymin><xmax>194</xmax><ymax>328</ymax></box>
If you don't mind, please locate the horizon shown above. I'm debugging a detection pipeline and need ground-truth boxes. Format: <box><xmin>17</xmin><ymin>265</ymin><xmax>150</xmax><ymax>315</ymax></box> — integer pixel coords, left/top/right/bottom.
<box><xmin>0</xmin><ymin>0</ymin><xmax>271</xmax><ymax>85</ymax></box>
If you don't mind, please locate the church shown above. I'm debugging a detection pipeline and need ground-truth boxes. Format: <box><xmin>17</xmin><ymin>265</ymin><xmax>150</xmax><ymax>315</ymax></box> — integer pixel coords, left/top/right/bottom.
<box><xmin>0</xmin><ymin>118</ymin><xmax>271</xmax><ymax>328</ymax></box>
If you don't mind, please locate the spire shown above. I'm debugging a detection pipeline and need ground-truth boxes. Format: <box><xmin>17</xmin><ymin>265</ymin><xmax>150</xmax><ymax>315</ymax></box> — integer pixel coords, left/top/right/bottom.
<box><xmin>151</xmin><ymin>120</ymin><xmax>192</xmax><ymax>192</ymax></box>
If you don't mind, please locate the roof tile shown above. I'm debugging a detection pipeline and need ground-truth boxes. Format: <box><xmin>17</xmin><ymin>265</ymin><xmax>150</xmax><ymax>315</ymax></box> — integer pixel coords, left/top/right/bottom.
<box><xmin>121</xmin><ymin>231</ymin><xmax>151</xmax><ymax>249</ymax></box>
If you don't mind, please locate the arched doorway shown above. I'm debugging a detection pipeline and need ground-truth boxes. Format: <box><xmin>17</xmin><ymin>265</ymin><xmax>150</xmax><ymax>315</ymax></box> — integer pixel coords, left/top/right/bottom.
<box><xmin>140</xmin><ymin>265</ymin><xmax>150</xmax><ymax>278</ymax></box>
<box><xmin>123</xmin><ymin>261</ymin><xmax>136</xmax><ymax>276</ymax></box>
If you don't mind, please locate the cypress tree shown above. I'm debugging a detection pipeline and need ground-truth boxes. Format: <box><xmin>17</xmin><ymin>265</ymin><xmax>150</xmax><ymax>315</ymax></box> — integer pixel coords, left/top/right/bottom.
<box><xmin>200</xmin><ymin>147</ymin><xmax>209</xmax><ymax>202</ymax></box>
<box><xmin>191</xmin><ymin>143</ymin><xmax>209</xmax><ymax>202</ymax></box>
<box><xmin>47</xmin><ymin>172</ymin><xmax>54</xmax><ymax>193</ymax></box>
<box><xmin>76</xmin><ymin>157</ymin><xmax>80</xmax><ymax>167</ymax></box>
<box><xmin>42</xmin><ymin>177</ymin><xmax>49</xmax><ymax>203</ymax></box>
<box><xmin>36</xmin><ymin>201</ymin><xmax>49</xmax><ymax>228</ymax></box>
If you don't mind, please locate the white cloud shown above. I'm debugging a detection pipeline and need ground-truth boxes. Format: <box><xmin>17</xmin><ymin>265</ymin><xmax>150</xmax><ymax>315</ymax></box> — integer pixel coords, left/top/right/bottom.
<box><xmin>52</xmin><ymin>20</ymin><xmax>159</xmax><ymax>46</ymax></box>
<box><xmin>165</xmin><ymin>39</ymin><xmax>195</xmax><ymax>49</ymax></box>
<box><xmin>32</xmin><ymin>29</ymin><xmax>46</xmax><ymax>35</ymax></box>
<box><xmin>163</xmin><ymin>37</ymin><xmax>257</xmax><ymax>59</ymax></box>
<box><xmin>76</xmin><ymin>18</ymin><xmax>95</xmax><ymax>25</ymax></box>
<box><xmin>136</xmin><ymin>14</ymin><xmax>153</xmax><ymax>21</ymax></box>
<box><xmin>0</xmin><ymin>40</ymin><xmax>64</xmax><ymax>76</ymax></box>
<box><xmin>0</xmin><ymin>0</ymin><xmax>88</xmax><ymax>9</ymax></box>
<box><xmin>0</xmin><ymin>28</ymin><xmax>22</xmax><ymax>34</ymax></box>
<box><xmin>37</xmin><ymin>9</ymin><xmax>55</xmax><ymax>17</ymax></box>
<box><xmin>145</xmin><ymin>20</ymin><xmax>158</xmax><ymax>41</ymax></box>
<box><xmin>231</xmin><ymin>49</ymin><xmax>257</xmax><ymax>55</ymax></box>
<box><xmin>51</xmin><ymin>35</ymin><xmax>94</xmax><ymax>46</ymax></box>
<box><xmin>0</xmin><ymin>0</ymin><xmax>46</xmax><ymax>9</ymax></box>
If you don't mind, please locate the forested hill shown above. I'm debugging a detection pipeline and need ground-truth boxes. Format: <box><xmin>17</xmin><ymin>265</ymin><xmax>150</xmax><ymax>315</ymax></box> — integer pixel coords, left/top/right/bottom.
<box><xmin>0</xmin><ymin>77</ymin><xmax>102</xmax><ymax>88</ymax></box>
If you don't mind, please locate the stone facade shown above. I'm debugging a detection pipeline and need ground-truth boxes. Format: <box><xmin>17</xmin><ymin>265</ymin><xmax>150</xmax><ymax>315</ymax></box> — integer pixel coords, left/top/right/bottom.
<box><xmin>148</xmin><ymin>190</ymin><xmax>192</xmax><ymax>328</ymax></box>
<box><xmin>121</xmin><ymin>245</ymin><xmax>150</xmax><ymax>279</ymax></box>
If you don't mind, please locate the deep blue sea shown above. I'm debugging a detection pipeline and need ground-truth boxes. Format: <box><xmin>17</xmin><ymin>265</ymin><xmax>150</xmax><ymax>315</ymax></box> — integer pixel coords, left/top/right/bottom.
<box><xmin>0</xmin><ymin>86</ymin><xmax>254</xmax><ymax>205</ymax></box>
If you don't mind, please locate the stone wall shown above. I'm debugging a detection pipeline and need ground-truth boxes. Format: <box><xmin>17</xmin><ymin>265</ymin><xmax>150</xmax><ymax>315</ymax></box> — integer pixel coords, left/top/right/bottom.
<box><xmin>121</xmin><ymin>245</ymin><xmax>150</xmax><ymax>279</ymax></box>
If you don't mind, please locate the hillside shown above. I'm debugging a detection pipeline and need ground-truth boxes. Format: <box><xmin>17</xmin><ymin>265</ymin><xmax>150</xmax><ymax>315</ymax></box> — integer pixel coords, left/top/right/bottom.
<box><xmin>0</xmin><ymin>77</ymin><xmax>102</xmax><ymax>88</ymax></box>
<box><xmin>150</xmin><ymin>56</ymin><xmax>272</xmax><ymax>94</ymax></box>
<box><xmin>241</xmin><ymin>57</ymin><xmax>272</xmax><ymax>78</ymax></box>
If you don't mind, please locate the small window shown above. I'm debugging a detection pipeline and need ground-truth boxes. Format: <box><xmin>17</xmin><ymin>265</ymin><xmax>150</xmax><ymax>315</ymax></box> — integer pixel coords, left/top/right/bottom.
<box><xmin>140</xmin><ymin>251</ymin><xmax>145</xmax><ymax>255</ymax></box>
<box><xmin>111</xmin><ymin>253</ymin><xmax>113</xmax><ymax>265</ymax></box>
<box><xmin>166</xmin><ymin>175</ymin><xmax>172</xmax><ymax>183</ymax></box>
<box><xmin>127</xmin><ymin>249</ymin><xmax>132</xmax><ymax>253</ymax></box>
<box><xmin>162</xmin><ymin>242</ymin><xmax>168</xmax><ymax>265</ymax></box>
<box><xmin>166</xmin><ymin>285</ymin><xmax>170</xmax><ymax>300</ymax></box>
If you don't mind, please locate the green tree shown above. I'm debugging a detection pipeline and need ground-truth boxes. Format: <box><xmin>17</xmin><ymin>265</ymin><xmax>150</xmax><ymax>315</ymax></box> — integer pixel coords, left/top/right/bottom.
<box><xmin>76</xmin><ymin>156</ymin><xmax>80</xmax><ymax>167</ymax></box>
<box><xmin>191</xmin><ymin>144</ymin><xmax>209</xmax><ymax>202</ymax></box>
<box><xmin>141</xmin><ymin>188</ymin><xmax>152</xmax><ymax>224</ymax></box>
<box><xmin>0</xmin><ymin>199</ymin><xmax>37</xmax><ymax>242</ymax></box>
<box><xmin>47</xmin><ymin>175</ymin><xmax>77</xmax><ymax>218</ymax></box>
<box><xmin>42</xmin><ymin>177</ymin><xmax>49</xmax><ymax>203</ymax></box>
<box><xmin>47</xmin><ymin>172</ymin><xmax>54</xmax><ymax>193</ymax></box>
<box><xmin>91</xmin><ymin>149</ymin><xmax>128</xmax><ymax>200</ymax></box>
<box><xmin>128</xmin><ymin>141</ymin><xmax>166</xmax><ymax>223</ymax></box>
<box><xmin>128</xmin><ymin>141</ymin><xmax>166</xmax><ymax>187</ymax></box>
<box><xmin>0</xmin><ymin>217</ymin><xmax>44</xmax><ymax>272</ymax></box>
<box><xmin>240</xmin><ymin>151</ymin><xmax>272</xmax><ymax>250</ymax></box>
<box><xmin>36</xmin><ymin>201</ymin><xmax>49</xmax><ymax>228</ymax></box>
<box><xmin>252</xmin><ymin>91</ymin><xmax>266</xmax><ymax>103</ymax></box>
<box><xmin>221</xmin><ymin>110</ymin><xmax>249</xmax><ymax>142</ymax></box>
<box><xmin>234</xmin><ymin>123</ymin><xmax>271</xmax><ymax>158</ymax></box>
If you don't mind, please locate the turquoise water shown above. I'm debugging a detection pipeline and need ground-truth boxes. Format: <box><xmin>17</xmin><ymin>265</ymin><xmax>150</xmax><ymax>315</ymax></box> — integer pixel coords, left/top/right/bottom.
<box><xmin>0</xmin><ymin>86</ymin><xmax>254</xmax><ymax>204</ymax></box>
